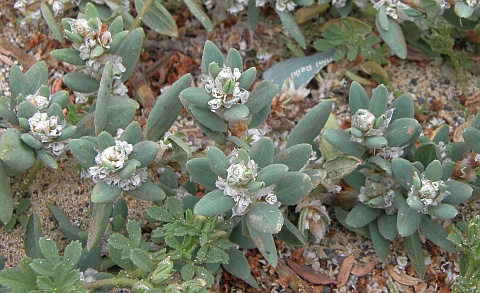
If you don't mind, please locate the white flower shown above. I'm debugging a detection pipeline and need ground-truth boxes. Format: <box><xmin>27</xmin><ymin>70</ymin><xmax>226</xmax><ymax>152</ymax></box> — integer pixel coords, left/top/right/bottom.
<box><xmin>95</xmin><ymin>140</ymin><xmax>133</xmax><ymax>170</ymax></box>
<box><xmin>228</xmin><ymin>0</ymin><xmax>248</xmax><ymax>13</ymax></box>
<box><xmin>332</xmin><ymin>0</ymin><xmax>348</xmax><ymax>8</ymax></box>
<box><xmin>203</xmin><ymin>66</ymin><xmax>250</xmax><ymax>112</ymax></box>
<box><xmin>70</xmin><ymin>18</ymin><xmax>92</xmax><ymax>37</ymax></box>
<box><xmin>256</xmin><ymin>0</ymin><xmax>266</xmax><ymax>6</ymax></box>
<box><xmin>467</xmin><ymin>0</ymin><xmax>477</xmax><ymax>7</ymax></box>
<box><xmin>26</xmin><ymin>93</ymin><xmax>50</xmax><ymax>111</ymax></box>
<box><xmin>51</xmin><ymin>0</ymin><xmax>64</xmax><ymax>15</ymax></box>
<box><xmin>359</xmin><ymin>173</ymin><xmax>397</xmax><ymax>213</ymax></box>
<box><xmin>208</xmin><ymin>98</ymin><xmax>223</xmax><ymax>111</ymax></box>
<box><xmin>45</xmin><ymin>142</ymin><xmax>67</xmax><ymax>156</ymax></box>
<box><xmin>88</xmin><ymin>139</ymin><xmax>148</xmax><ymax>191</ymax></box>
<box><xmin>265</xmin><ymin>193</ymin><xmax>277</xmax><ymax>204</ymax></box>
<box><xmin>28</xmin><ymin>113</ymin><xmax>65</xmax><ymax>142</ymax></box>
<box><xmin>351</xmin><ymin>109</ymin><xmax>376</xmax><ymax>132</ymax></box>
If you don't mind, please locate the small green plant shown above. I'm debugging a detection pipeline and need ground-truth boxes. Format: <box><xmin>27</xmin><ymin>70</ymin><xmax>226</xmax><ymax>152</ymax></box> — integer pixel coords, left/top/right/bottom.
<box><xmin>51</xmin><ymin>3</ymin><xmax>144</xmax><ymax>101</ymax></box>
<box><xmin>448</xmin><ymin>215</ymin><xmax>480</xmax><ymax>293</ymax></box>
<box><xmin>0</xmin><ymin>62</ymin><xmax>75</xmax><ymax>225</ymax></box>
<box><xmin>324</xmin><ymin>82</ymin><xmax>472</xmax><ymax>277</ymax></box>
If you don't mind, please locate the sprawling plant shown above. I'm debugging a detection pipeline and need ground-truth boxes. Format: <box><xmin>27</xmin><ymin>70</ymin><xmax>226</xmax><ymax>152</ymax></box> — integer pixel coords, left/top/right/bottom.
<box><xmin>0</xmin><ymin>62</ymin><xmax>75</xmax><ymax>225</ymax></box>
<box><xmin>324</xmin><ymin>82</ymin><xmax>473</xmax><ymax>277</ymax></box>
<box><xmin>51</xmin><ymin>4</ymin><xmax>144</xmax><ymax>103</ymax></box>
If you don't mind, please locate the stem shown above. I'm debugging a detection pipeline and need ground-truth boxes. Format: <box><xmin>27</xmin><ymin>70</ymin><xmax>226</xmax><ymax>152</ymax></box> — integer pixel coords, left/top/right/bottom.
<box><xmin>463</xmin><ymin>252</ymin><xmax>476</xmax><ymax>280</ymax></box>
<box><xmin>82</xmin><ymin>277</ymin><xmax>136</xmax><ymax>290</ymax></box>
<box><xmin>129</xmin><ymin>0</ymin><xmax>155</xmax><ymax>31</ymax></box>
<box><xmin>20</xmin><ymin>158</ymin><xmax>42</xmax><ymax>191</ymax></box>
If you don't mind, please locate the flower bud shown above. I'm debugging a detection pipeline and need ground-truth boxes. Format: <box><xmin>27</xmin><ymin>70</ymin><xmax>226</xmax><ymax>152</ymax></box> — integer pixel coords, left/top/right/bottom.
<box><xmin>351</xmin><ymin>109</ymin><xmax>375</xmax><ymax>132</ymax></box>
<box><xmin>150</xmin><ymin>259</ymin><xmax>174</xmax><ymax>285</ymax></box>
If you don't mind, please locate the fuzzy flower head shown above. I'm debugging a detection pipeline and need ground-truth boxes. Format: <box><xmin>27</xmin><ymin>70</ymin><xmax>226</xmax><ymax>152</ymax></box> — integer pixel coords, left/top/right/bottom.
<box><xmin>228</xmin><ymin>0</ymin><xmax>248</xmax><ymax>13</ymax></box>
<box><xmin>275</xmin><ymin>0</ymin><xmax>296</xmax><ymax>11</ymax></box>
<box><xmin>26</xmin><ymin>92</ymin><xmax>50</xmax><ymax>112</ymax></box>
<box><xmin>203</xmin><ymin>65</ymin><xmax>249</xmax><ymax>112</ymax></box>
<box><xmin>28</xmin><ymin>112</ymin><xmax>65</xmax><ymax>143</ymax></box>
<box><xmin>348</xmin><ymin>108</ymin><xmax>394</xmax><ymax>146</ymax></box>
<box><xmin>371</xmin><ymin>0</ymin><xmax>414</xmax><ymax>22</ymax></box>
<box><xmin>215</xmin><ymin>149</ymin><xmax>279</xmax><ymax>216</ymax></box>
<box><xmin>407</xmin><ymin>172</ymin><xmax>450</xmax><ymax>213</ymax></box>
<box><xmin>88</xmin><ymin>139</ymin><xmax>147</xmax><ymax>190</ymax></box>
<box><xmin>96</xmin><ymin>140</ymin><xmax>132</xmax><ymax>171</ymax></box>
<box><xmin>296</xmin><ymin>197</ymin><xmax>331</xmax><ymax>243</ymax></box>
<box><xmin>359</xmin><ymin>173</ymin><xmax>397</xmax><ymax>214</ymax></box>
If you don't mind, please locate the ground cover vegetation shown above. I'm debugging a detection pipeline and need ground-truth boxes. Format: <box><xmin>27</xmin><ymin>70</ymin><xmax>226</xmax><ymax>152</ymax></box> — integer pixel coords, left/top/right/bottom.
<box><xmin>0</xmin><ymin>0</ymin><xmax>480</xmax><ymax>291</ymax></box>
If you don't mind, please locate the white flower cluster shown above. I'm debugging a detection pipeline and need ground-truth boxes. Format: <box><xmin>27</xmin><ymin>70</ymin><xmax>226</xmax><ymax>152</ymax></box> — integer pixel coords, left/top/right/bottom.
<box><xmin>25</xmin><ymin>92</ymin><xmax>50</xmax><ymax>112</ymax></box>
<box><xmin>215</xmin><ymin>149</ymin><xmax>278</xmax><ymax>216</ymax></box>
<box><xmin>359</xmin><ymin>173</ymin><xmax>397</xmax><ymax>214</ymax></box>
<box><xmin>372</xmin><ymin>0</ymin><xmax>413</xmax><ymax>22</ymax></box>
<box><xmin>28</xmin><ymin>112</ymin><xmax>68</xmax><ymax>155</ymax></box>
<box><xmin>255</xmin><ymin>0</ymin><xmax>296</xmax><ymax>11</ymax></box>
<box><xmin>228</xmin><ymin>0</ymin><xmax>248</xmax><ymax>13</ymax></box>
<box><xmin>467</xmin><ymin>0</ymin><xmax>477</xmax><ymax>7</ymax></box>
<box><xmin>332</xmin><ymin>0</ymin><xmax>348</xmax><ymax>8</ymax></box>
<box><xmin>203</xmin><ymin>66</ymin><xmax>249</xmax><ymax>112</ymax></box>
<box><xmin>67</xmin><ymin>18</ymin><xmax>128</xmax><ymax>98</ymax></box>
<box><xmin>88</xmin><ymin>139</ymin><xmax>148</xmax><ymax>191</ymax></box>
<box><xmin>408</xmin><ymin>176</ymin><xmax>450</xmax><ymax>211</ymax></box>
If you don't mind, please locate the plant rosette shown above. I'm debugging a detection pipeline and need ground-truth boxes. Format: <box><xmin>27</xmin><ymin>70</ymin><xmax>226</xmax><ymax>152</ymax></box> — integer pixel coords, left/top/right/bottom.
<box><xmin>51</xmin><ymin>3</ymin><xmax>144</xmax><ymax>98</ymax></box>
<box><xmin>69</xmin><ymin>122</ymin><xmax>165</xmax><ymax>204</ymax></box>
<box><xmin>188</xmin><ymin>137</ymin><xmax>314</xmax><ymax>266</ymax></box>
<box><xmin>180</xmin><ymin>41</ymin><xmax>277</xmax><ymax>144</ymax></box>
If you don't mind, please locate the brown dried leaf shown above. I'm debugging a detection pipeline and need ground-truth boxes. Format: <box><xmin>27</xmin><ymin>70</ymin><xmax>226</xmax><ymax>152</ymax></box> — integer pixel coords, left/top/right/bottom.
<box><xmin>277</xmin><ymin>259</ymin><xmax>317</xmax><ymax>293</ymax></box>
<box><xmin>336</xmin><ymin>255</ymin><xmax>356</xmax><ymax>287</ymax></box>
<box><xmin>351</xmin><ymin>260</ymin><xmax>376</xmax><ymax>276</ymax></box>
<box><xmin>286</xmin><ymin>258</ymin><xmax>338</xmax><ymax>285</ymax></box>
<box><xmin>453</xmin><ymin>120</ymin><xmax>470</xmax><ymax>142</ymax></box>
<box><xmin>386</xmin><ymin>265</ymin><xmax>423</xmax><ymax>286</ymax></box>
<box><xmin>0</xmin><ymin>38</ymin><xmax>37</xmax><ymax>69</ymax></box>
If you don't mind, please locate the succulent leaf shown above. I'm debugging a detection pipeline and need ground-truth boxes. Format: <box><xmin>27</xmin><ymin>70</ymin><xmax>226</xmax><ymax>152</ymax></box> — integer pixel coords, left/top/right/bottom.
<box><xmin>225</xmin><ymin>49</ymin><xmax>243</xmax><ymax>73</ymax></box>
<box><xmin>249</xmin><ymin>138</ymin><xmax>274</xmax><ymax>168</ymax></box>
<box><xmin>246</xmin><ymin>222</ymin><xmax>278</xmax><ymax>266</ymax></box>
<box><xmin>377</xmin><ymin>212</ymin><xmax>398</xmax><ymax>241</ymax></box>
<box><xmin>420</xmin><ymin>215</ymin><xmax>456</xmax><ymax>252</ymax></box>
<box><xmin>116</xmin><ymin>28</ymin><xmax>145</xmax><ymax>82</ymax></box>
<box><xmin>202</xmin><ymin>41</ymin><xmax>225</xmax><ymax>73</ymax></box>
<box><xmin>63</xmin><ymin>72</ymin><xmax>100</xmax><ymax>93</ymax></box>
<box><xmin>323</xmin><ymin>129</ymin><xmax>365</xmax><ymax>157</ymax></box>
<box><xmin>0</xmin><ymin>128</ymin><xmax>36</xmax><ymax>176</ymax></box>
<box><xmin>194</xmin><ymin>190</ymin><xmax>235</xmax><ymax>216</ymax></box>
<box><xmin>247</xmin><ymin>202</ymin><xmax>284</xmax><ymax>234</ymax></box>
<box><xmin>274</xmin><ymin>172</ymin><xmax>313</xmax><ymax>205</ymax></box>
<box><xmin>129</xmin><ymin>141</ymin><xmax>159</xmax><ymax>167</ymax></box>
<box><xmin>368</xmin><ymin>85</ymin><xmax>388</xmax><ymax>118</ymax></box>
<box><xmin>393</xmin><ymin>192</ymin><xmax>422</xmax><ymax>237</ymax></box>
<box><xmin>287</xmin><ymin>99</ymin><xmax>332</xmax><ymax>148</ymax></box>
<box><xmin>223</xmin><ymin>248</ymin><xmax>259</xmax><ymax>288</ymax></box>
<box><xmin>124</xmin><ymin>179</ymin><xmax>165</xmax><ymax>201</ymax></box>
<box><xmin>369</xmin><ymin>221</ymin><xmax>390</xmax><ymax>261</ymax></box>
<box><xmin>346</xmin><ymin>203</ymin><xmax>381</xmax><ymax>228</ymax></box>
<box><xmin>87</xmin><ymin>203</ymin><xmax>113</xmax><ymax>251</ymax></box>
<box><xmin>91</xmin><ymin>181</ymin><xmax>122</xmax><ymax>204</ymax></box>
<box><xmin>186</xmin><ymin>157</ymin><xmax>218</xmax><ymax>191</ymax></box>
<box><xmin>206</xmin><ymin>146</ymin><xmax>230</xmax><ymax>179</ymax></box>
<box><xmin>0</xmin><ymin>163</ymin><xmax>13</xmax><ymax>224</ymax></box>
<box><xmin>146</xmin><ymin>74</ymin><xmax>192</xmax><ymax>141</ymax></box>
<box><xmin>50</xmin><ymin>49</ymin><xmax>86</xmax><ymax>66</ymax></box>
<box><xmin>273</xmin><ymin>143</ymin><xmax>312</xmax><ymax>171</ymax></box>
<box><xmin>383</xmin><ymin>118</ymin><xmax>419</xmax><ymax>147</ymax></box>
<box><xmin>404</xmin><ymin>232</ymin><xmax>426</xmax><ymax>278</ymax></box>
<box><xmin>244</xmin><ymin>80</ymin><xmax>277</xmax><ymax>115</ymax></box>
